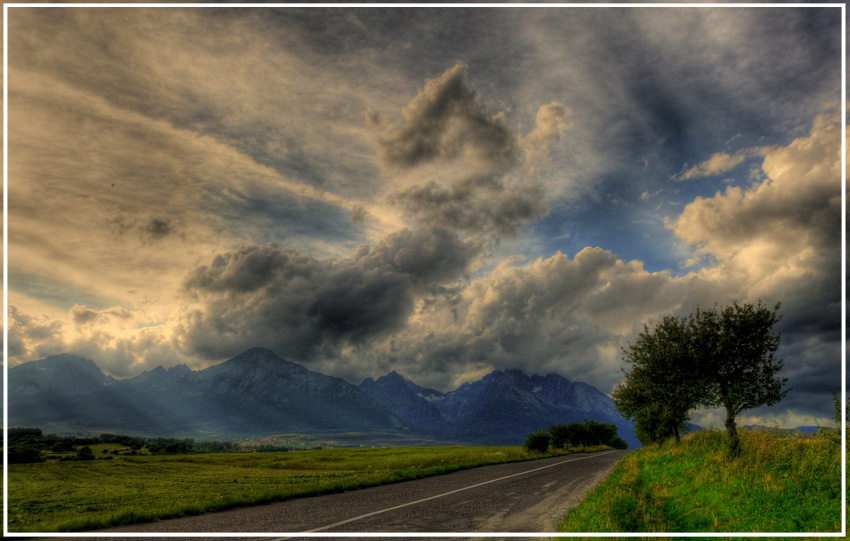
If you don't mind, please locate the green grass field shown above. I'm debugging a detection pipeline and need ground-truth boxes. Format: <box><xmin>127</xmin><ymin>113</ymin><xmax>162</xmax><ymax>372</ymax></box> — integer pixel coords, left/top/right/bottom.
<box><xmin>559</xmin><ymin>428</ymin><xmax>841</xmax><ymax>534</ymax></box>
<box><xmin>8</xmin><ymin>444</ymin><xmax>606</xmax><ymax>532</ymax></box>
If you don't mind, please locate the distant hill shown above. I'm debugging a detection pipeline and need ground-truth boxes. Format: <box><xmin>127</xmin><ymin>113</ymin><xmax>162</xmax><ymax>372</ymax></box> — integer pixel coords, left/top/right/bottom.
<box><xmin>9</xmin><ymin>348</ymin><xmax>638</xmax><ymax>447</ymax></box>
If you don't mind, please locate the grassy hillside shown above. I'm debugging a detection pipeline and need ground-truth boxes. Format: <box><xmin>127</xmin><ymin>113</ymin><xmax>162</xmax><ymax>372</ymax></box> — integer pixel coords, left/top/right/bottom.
<box><xmin>559</xmin><ymin>428</ymin><xmax>840</xmax><ymax>534</ymax></box>
<box><xmin>9</xmin><ymin>444</ymin><xmax>607</xmax><ymax>532</ymax></box>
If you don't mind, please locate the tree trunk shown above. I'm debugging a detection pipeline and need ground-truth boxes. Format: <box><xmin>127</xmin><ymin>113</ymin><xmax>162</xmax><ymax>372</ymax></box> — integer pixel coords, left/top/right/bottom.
<box><xmin>724</xmin><ymin>405</ymin><xmax>740</xmax><ymax>456</ymax></box>
<box><xmin>672</xmin><ymin>424</ymin><xmax>681</xmax><ymax>444</ymax></box>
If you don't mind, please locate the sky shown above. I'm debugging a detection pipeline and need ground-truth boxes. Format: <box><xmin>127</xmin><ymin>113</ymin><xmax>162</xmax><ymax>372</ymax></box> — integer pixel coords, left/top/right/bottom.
<box><xmin>5</xmin><ymin>5</ymin><xmax>843</xmax><ymax>429</ymax></box>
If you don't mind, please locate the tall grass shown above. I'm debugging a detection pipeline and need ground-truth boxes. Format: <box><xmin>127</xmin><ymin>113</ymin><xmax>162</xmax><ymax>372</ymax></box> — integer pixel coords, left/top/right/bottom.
<box><xmin>559</xmin><ymin>428</ymin><xmax>840</xmax><ymax>534</ymax></box>
<box><xmin>8</xmin><ymin>444</ymin><xmax>608</xmax><ymax>532</ymax></box>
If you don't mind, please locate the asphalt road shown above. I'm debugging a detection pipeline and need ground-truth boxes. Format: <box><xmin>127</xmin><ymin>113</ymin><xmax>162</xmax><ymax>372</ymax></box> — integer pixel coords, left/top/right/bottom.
<box><xmin>33</xmin><ymin>449</ymin><xmax>628</xmax><ymax>539</ymax></box>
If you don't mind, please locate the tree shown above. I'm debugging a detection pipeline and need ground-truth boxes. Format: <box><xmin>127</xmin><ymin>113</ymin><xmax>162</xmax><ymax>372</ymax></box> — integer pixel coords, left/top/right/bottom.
<box><xmin>75</xmin><ymin>445</ymin><xmax>96</xmax><ymax>461</ymax></box>
<box><xmin>582</xmin><ymin>420</ymin><xmax>619</xmax><ymax>446</ymax></box>
<box><xmin>549</xmin><ymin>424</ymin><xmax>570</xmax><ymax>449</ymax></box>
<box><xmin>524</xmin><ymin>430</ymin><xmax>550</xmax><ymax>453</ymax></box>
<box><xmin>630</xmin><ymin>403</ymin><xmax>675</xmax><ymax>447</ymax></box>
<box><xmin>690</xmin><ymin>301</ymin><xmax>788</xmax><ymax>455</ymax></box>
<box><xmin>547</xmin><ymin>421</ymin><xmax>628</xmax><ymax>449</ymax></box>
<box><xmin>613</xmin><ymin>315</ymin><xmax>702</xmax><ymax>444</ymax></box>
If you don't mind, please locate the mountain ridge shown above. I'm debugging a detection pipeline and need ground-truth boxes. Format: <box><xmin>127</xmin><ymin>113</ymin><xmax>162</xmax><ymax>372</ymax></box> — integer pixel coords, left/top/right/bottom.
<box><xmin>9</xmin><ymin>349</ymin><xmax>638</xmax><ymax>447</ymax></box>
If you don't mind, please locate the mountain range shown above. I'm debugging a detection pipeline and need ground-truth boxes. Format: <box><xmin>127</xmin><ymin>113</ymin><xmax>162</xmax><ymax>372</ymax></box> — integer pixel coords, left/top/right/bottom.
<box><xmin>8</xmin><ymin>347</ymin><xmax>640</xmax><ymax>448</ymax></box>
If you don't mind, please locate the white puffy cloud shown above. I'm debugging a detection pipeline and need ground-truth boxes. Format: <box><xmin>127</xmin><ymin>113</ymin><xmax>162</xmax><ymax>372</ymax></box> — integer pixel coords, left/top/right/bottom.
<box><xmin>672</xmin><ymin>111</ymin><xmax>840</xmax><ymax>299</ymax></box>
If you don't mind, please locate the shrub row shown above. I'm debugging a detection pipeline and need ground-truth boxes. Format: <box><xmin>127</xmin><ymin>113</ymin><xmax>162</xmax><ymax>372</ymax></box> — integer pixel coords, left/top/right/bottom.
<box><xmin>524</xmin><ymin>420</ymin><xmax>628</xmax><ymax>453</ymax></box>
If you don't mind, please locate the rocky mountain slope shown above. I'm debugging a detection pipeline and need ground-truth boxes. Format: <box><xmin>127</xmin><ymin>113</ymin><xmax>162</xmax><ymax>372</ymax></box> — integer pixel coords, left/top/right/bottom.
<box><xmin>9</xmin><ymin>348</ymin><xmax>638</xmax><ymax>446</ymax></box>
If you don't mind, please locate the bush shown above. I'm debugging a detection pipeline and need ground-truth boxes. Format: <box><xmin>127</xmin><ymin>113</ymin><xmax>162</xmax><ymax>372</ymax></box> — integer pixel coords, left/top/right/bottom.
<box><xmin>9</xmin><ymin>444</ymin><xmax>44</xmax><ymax>464</ymax></box>
<box><xmin>524</xmin><ymin>430</ymin><xmax>551</xmax><ymax>453</ymax></box>
<box><xmin>75</xmin><ymin>446</ymin><xmax>96</xmax><ymax>461</ymax></box>
<box><xmin>51</xmin><ymin>441</ymin><xmax>75</xmax><ymax>453</ymax></box>
<box><xmin>584</xmin><ymin>420</ymin><xmax>619</xmax><ymax>446</ymax></box>
<box><xmin>609</xmin><ymin>436</ymin><xmax>628</xmax><ymax>449</ymax></box>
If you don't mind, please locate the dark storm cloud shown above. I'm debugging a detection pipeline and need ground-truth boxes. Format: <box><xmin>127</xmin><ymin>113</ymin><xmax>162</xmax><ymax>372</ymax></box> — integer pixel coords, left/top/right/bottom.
<box><xmin>363</xmin><ymin>227</ymin><xmax>482</xmax><ymax>288</ymax></box>
<box><xmin>375</xmin><ymin>63</ymin><xmax>519</xmax><ymax>171</ymax></box>
<box><xmin>179</xmin><ymin>227</ymin><xmax>481</xmax><ymax>361</ymax></box>
<box><xmin>378</xmin><ymin>64</ymin><xmax>554</xmax><ymax>237</ymax></box>
<box><xmin>390</xmin><ymin>175</ymin><xmax>546</xmax><ymax>237</ymax></box>
<box><xmin>180</xmin><ymin>248</ymin><xmax>415</xmax><ymax>361</ymax></box>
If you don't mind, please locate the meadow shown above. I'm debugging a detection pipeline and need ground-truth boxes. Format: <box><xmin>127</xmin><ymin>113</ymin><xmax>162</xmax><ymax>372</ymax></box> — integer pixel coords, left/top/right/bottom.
<box><xmin>559</xmin><ymin>427</ymin><xmax>841</xmax><ymax>534</ymax></box>
<box><xmin>8</xmin><ymin>444</ymin><xmax>605</xmax><ymax>532</ymax></box>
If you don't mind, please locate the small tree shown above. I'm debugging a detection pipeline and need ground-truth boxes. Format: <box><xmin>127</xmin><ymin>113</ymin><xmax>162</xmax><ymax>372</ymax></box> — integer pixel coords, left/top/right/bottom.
<box><xmin>613</xmin><ymin>315</ymin><xmax>702</xmax><ymax>444</ymax></box>
<box><xmin>631</xmin><ymin>403</ymin><xmax>674</xmax><ymax>447</ymax></box>
<box><xmin>564</xmin><ymin>422</ymin><xmax>593</xmax><ymax>447</ymax></box>
<box><xmin>691</xmin><ymin>301</ymin><xmax>788</xmax><ymax>455</ymax></box>
<box><xmin>524</xmin><ymin>430</ymin><xmax>550</xmax><ymax>453</ymax></box>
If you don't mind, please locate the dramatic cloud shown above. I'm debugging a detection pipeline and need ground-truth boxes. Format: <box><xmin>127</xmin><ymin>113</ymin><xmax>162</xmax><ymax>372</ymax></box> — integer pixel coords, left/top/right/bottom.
<box><xmin>374</xmin><ymin>63</ymin><xmax>519</xmax><ymax>173</ymax></box>
<box><xmin>381</xmin><ymin>248</ymin><xmax>719</xmax><ymax>392</ymax></box>
<box><xmin>672</xmin><ymin>111</ymin><xmax>840</xmax><ymax>298</ymax></box>
<box><xmin>389</xmin><ymin>176</ymin><xmax>546</xmax><ymax>237</ymax></box>
<box><xmin>352</xmin><ymin>110</ymin><xmax>842</xmax><ymax>429</ymax></box>
<box><xmin>382</xmin><ymin>237</ymin><xmax>766</xmax><ymax>396</ymax></box>
<box><xmin>380</xmin><ymin>66</ymin><xmax>564</xmax><ymax>238</ymax></box>
<box><xmin>8</xmin><ymin>302</ymin><xmax>193</xmax><ymax>378</ymax></box>
<box><xmin>8</xmin><ymin>306</ymin><xmax>65</xmax><ymax>361</ymax></box>
<box><xmin>177</xmin><ymin>227</ymin><xmax>481</xmax><ymax>362</ymax></box>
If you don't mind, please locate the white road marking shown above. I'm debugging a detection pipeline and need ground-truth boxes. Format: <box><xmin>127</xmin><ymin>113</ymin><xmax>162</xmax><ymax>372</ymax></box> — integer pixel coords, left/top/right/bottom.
<box><xmin>268</xmin><ymin>450</ymin><xmax>616</xmax><ymax>538</ymax></box>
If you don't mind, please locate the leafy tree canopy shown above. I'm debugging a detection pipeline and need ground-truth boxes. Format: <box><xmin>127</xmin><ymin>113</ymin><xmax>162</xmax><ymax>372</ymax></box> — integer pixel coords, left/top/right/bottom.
<box><xmin>613</xmin><ymin>301</ymin><xmax>788</xmax><ymax>454</ymax></box>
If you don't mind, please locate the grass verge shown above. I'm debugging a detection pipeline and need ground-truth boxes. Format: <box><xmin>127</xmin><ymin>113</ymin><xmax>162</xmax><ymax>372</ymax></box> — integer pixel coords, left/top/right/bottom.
<box><xmin>9</xmin><ymin>444</ymin><xmax>607</xmax><ymax>532</ymax></box>
<box><xmin>559</xmin><ymin>428</ymin><xmax>840</xmax><ymax>534</ymax></box>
